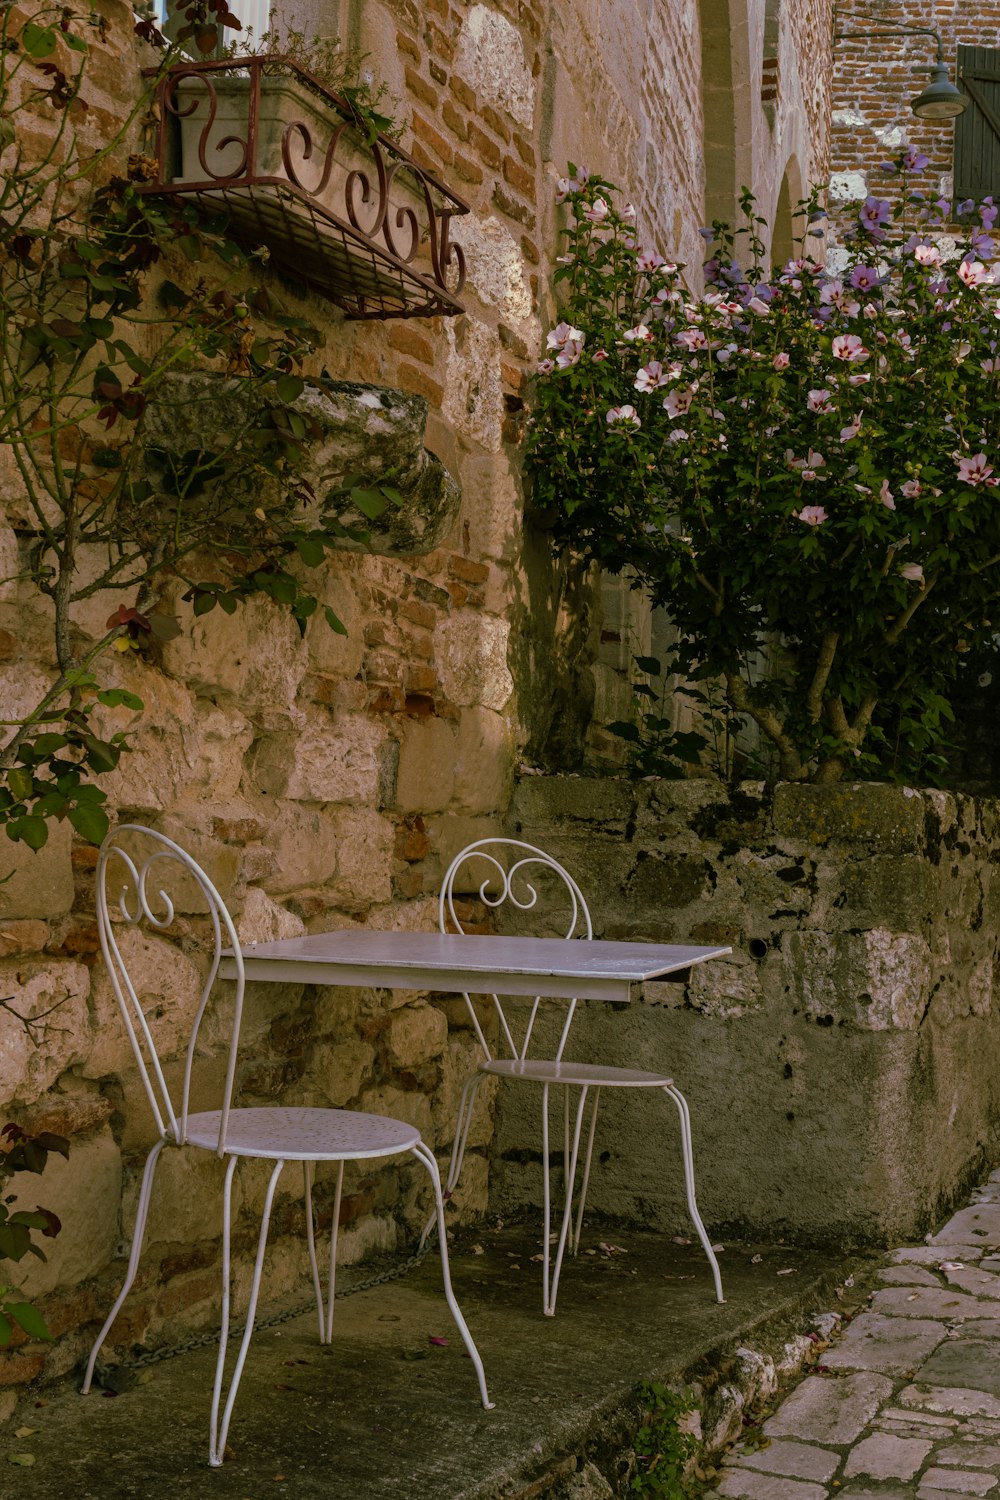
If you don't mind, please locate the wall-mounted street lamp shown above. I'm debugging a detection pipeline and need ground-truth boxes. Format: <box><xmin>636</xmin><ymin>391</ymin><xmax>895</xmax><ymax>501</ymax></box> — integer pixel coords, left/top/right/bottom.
<box><xmin>833</xmin><ymin>13</ymin><xmax>968</xmax><ymax>120</ymax></box>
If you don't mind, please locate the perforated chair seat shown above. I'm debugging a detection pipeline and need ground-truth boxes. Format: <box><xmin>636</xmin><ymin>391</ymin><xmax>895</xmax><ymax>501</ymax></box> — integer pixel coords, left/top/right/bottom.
<box><xmin>482</xmin><ymin>1059</ymin><xmax>674</xmax><ymax>1089</ymax></box>
<box><xmin>181</xmin><ymin>1107</ymin><xmax>421</xmax><ymax>1160</ymax></box>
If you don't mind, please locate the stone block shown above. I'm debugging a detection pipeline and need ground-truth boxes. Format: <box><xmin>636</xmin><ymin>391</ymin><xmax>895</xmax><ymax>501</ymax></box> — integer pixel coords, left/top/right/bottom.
<box><xmin>306</xmin><ymin>1035</ymin><xmax>375</xmax><ymax>1107</ymax></box>
<box><xmin>359</xmin><ymin>1083</ymin><xmax>433</xmax><ymax>1141</ymax></box>
<box><xmin>773</xmin><ymin>783</ymin><xmax>926</xmax><ymax>853</ymax></box>
<box><xmin>162</xmin><ymin>592</ymin><xmax>308</xmax><ymax>712</ymax></box>
<box><xmin>731</xmin><ymin>1437</ymin><xmax>838</xmax><ymax>1483</ymax></box>
<box><xmin>254</xmin><ymin>708</ymin><xmax>388</xmax><ymax>805</ymax></box>
<box><xmin>13</xmin><ymin>1130</ymin><xmax>122</xmax><ymax>1298</ymax></box>
<box><xmin>0</xmin><ymin>819</ymin><xmax>74</xmax><ymax>920</ymax></box>
<box><xmin>306</xmin><ymin>570</ymin><xmax>365</xmax><ymax>678</ymax></box>
<box><xmin>329</xmin><ymin>806</ymin><xmax>394</xmax><ymax>906</ymax></box>
<box><xmin>261</xmin><ymin>805</ymin><xmax>340</xmax><ymax>895</ymax></box>
<box><xmin>237</xmin><ymin>887</ymin><xmax>306</xmax><ymax>945</ymax></box>
<box><xmin>0</xmin><ymin>959</ymin><xmax>91</xmax><ymax>1105</ymax></box>
<box><xmin>454</xmin><ymin>4</ymin><xmax>535</xmax><ymax>126</ymax></box>
<box><xmin>822</xmin><ymin>1312</ymin><xmax>948</xmax><ymax>1373</ymax></box>
<box><xmin>395</xmin><ymin>717</ymin><xmax>457</xmax><ymax>813</ymax></box>
<box><xmin>387</xmin><ymin>1002</ymin><xmax>448</xmax><ymax>1069</ymax></box>
<box><xmin>843</xmin><ymin>1432</ymin><xmax>934</xmax><ymax>1480</ymax></box>
<box><xmin>434</xmin><ymin>609</ymin><xmax>513</xmax><ymax>710</ymax></box>
<box><xmin>82</xmin><ymin>927</ymin><xmax>206</xmax><ymax>1081</ymax></box>
<box><xmin>764</xmin><ymin>1371</ymin><xmax>894</xmax><ymax>1444</ymax></box>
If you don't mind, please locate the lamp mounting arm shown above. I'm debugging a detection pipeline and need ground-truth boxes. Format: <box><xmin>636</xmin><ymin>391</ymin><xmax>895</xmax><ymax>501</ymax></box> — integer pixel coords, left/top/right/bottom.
<box><xmin>832</xmin><ymin>19</ymin><xmax>945</xmax><ymax>65</ymax></box>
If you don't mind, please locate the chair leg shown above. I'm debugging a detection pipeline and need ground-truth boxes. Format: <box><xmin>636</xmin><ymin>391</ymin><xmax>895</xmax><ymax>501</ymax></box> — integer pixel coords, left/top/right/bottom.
<box><xmin>209</xmin><ymin>1156</ymin><xmax>286</xmax><ymax>1467</ymax></box>
<box><xmin>541</xmin><ymin>1082</ymin><xmax>552</xmax><ymax>1316</ymax></box>
<box><xmin>663</xmin><ymin>1084</ymin><xmax>725</xmax><ymax>1304</ymax></box>
<box><xmin>417</xmin><ymin>1073</ymin><xmax>482</xmax><ymax>1252</ymax></box>
<box><xmin>571</xmin><ymin>1087</ymin><xmax>602</xmax><ymax>1257</ymax></box>
<box><xmin>411</xmin><ymin>1140</ymin><xmax>493</xmax><ymax>1411</ymax></box>
<box><xmin>82</xmin><ymin>1139</ymin><xmax>166</xmax><ymax>1394</ymax></box>
<box><xmin>546</xmin><ymin>1085</ymin><xmax>590</xmax><ymax>1317</ymax></box>
<box><xmin>323</xmin><ymin>1160</ymin><xmax>344</xmax><ymax>1344</ymax></box>
<box><xmin>303</xmin><ymin>1162</ymin><xmax>325</xmax><ymax>1342</ymax></box>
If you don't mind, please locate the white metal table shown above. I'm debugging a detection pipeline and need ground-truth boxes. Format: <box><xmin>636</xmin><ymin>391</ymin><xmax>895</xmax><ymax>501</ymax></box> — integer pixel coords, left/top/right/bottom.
<box><xmin>219</xmin><ymin>929</ymin><xmax>731</xmax><ymax>999</ymax></box>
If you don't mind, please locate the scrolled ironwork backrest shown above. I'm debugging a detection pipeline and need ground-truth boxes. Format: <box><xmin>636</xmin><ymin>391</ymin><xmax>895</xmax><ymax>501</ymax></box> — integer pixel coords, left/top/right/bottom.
<box><xmin>96</xmin><ymin>824</ymin><xmax>246</xmax><ymax>1154</ymax></box>
<box><xmin>439</xmin><ymin>839</ymin><xmax>593</xmax><ymax>1064</ymax></box>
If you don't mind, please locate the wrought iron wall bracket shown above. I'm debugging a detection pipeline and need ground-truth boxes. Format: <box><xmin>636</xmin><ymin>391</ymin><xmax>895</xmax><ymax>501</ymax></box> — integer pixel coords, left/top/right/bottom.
<box><xmin>138</xmin><ymin>56</ymin><xmax>470</xmax><ymax>321</ymax></box>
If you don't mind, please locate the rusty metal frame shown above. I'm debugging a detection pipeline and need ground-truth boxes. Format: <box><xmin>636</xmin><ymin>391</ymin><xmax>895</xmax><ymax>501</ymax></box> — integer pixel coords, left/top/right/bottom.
<box><xmin>138</xmin><ymin>56</ymin><xmax>470</xmax><ymax>320</ymax></box>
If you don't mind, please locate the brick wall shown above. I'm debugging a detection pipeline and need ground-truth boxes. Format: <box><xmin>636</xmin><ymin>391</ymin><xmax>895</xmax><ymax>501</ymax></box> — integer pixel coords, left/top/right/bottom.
<box><xmin>830</xmin><ymin>0</ymin><xmax>1000</xmax><ymax>218</ymax></box>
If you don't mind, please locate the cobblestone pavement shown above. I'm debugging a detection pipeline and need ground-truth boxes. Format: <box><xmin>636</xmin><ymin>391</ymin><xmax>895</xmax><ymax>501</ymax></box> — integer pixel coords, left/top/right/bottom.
<box><xmin>712</xmin><ymin>1167</ymin><xmax>1000</xmax><ymax>1500</ymax></box>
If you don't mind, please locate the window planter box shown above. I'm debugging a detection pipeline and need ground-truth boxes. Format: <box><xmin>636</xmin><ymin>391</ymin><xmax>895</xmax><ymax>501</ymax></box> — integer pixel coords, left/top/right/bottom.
<box><xmin>140</xmin><ymin>56</ymin><xmax>470</xmax><ymax>320</ymax></box>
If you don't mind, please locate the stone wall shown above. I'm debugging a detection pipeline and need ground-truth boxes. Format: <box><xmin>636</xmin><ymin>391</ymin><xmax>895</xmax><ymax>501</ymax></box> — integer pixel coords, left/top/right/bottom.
<box><xmin>0</xmin><ymin>0</ymin><xmax>833</xmax><ymax>1407</ymax></box>
<box><xmin>487</xmin><ymin>776</ymin><xmax>1000</xmax><ymax>1249</ymax></box>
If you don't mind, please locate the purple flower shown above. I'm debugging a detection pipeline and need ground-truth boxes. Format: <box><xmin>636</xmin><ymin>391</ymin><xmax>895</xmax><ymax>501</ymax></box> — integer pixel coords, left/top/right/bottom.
<box><xmin>901</xmin><ymin>145</ymin><xmax>930</xmax><ymax>172</ymax></box>
<box><xmin>859</xmin><ymin>196</ymin><xmax>891</xmax><ymax>237</ymax></box>
<box><xmin>850</xmin><ymin>265</ymin><xmax>881</xmax><ymax>291</ymax></box>
<box><xmin>972</xmin><ymin>231</ymin><xmax>995</xmax><ymax>259</ymax></box>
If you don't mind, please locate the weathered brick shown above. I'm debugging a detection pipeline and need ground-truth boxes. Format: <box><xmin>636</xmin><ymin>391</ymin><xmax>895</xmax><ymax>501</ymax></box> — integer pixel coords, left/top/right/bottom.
<box><xmin>467</xmin><ymin>122</ymin><xmax>502</xmax><ymax>169</ymax></box>
<box><xmin>480</xmin><ymin>103</ymin><xmax>511</xmax><ymax>143</ymax></box>
<box><xmin>452</xmin><ymin>152</ymin><xmax>485</xmax><ymax>185</ymax></box>
<box><xmin>395</xmin><ymin>363</ymin><xmax>444</xmax><ymax>406</ymax></box>
<box><xmin>404</xmin><ymin>65</ymin><xmax>437</xmax><ymax>111</ymax></box>
<box><xmin>449</xmin><ymin>555</ymin><xmax>490</xmax><ymax>584</ymax></box>
<box><xmin>388</xmin><ymin>322</ymin><xmax>436</xmax><ymax>366</ymax></box>
<box><xmin>411</xmin><ymin>110</ymin><xmax>453</xmax><ymax>165</ymax></box>
<box><xmin>442</xmin><ymin>98</ymin><xmax>468</xmax><ymax>140</ymax></box>
<box><xmin>503</xmin><ymin>154</ymin><xmax>535</xmax><ymax>197</ymax></box>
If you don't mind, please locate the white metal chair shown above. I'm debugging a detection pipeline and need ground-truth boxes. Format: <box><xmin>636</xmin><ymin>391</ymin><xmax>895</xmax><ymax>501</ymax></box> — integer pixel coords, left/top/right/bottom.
<box><xmin>422</xmin><ymin>837</ymin><xmax>724</xmax><ymax>1317</ymax></box>
<box><xmin>83</xmin><ymin>824</ymin><xmax>491</xmax><ymax>1467</ymax></box>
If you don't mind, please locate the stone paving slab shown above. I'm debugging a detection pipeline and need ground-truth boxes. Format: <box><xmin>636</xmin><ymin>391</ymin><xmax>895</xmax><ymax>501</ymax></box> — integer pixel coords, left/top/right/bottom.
<box><xmin>714</xmin><ymin>1165</ymin><xmax>1000</xmax><ymax>1500</ymax></box>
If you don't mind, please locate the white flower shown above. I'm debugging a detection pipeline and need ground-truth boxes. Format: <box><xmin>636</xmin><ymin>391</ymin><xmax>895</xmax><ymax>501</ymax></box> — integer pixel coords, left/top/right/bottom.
<box><xmin>584</xmin><ymin>196</ymin><xmax>610</xmax><ymax>224</ymax></box>
<box><xmin>634</xmin><ymin>361</ymin><xmax>668</xmax><ymax>393</ymax></box>
<box><xmin>606</xmin><ymin>404</ymin><xmax>641</xmax><ymax>428</ymax></box>
<box><xmin>546</xmin><ymin>322</ymin><xmax>586</xmax><ymax>350</ymax></box>
<box><xmin>623</xmin><ymin>322</ymin><xmax>653</xmax><ymax>342</ymax></box>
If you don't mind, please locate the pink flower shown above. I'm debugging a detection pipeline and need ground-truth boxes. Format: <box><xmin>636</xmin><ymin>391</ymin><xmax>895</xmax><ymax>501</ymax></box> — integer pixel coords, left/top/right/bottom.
<box><xmin>623</xmin><ymin>323</ymin><xmax>653</xmax><ymax>342</ymax></box>
<box><xmin>663</xmin><ymin>388</ymin><xmax>695</xmax><ymax>419</ymax></box>
<box><xmin>634</xmin><ymin>361</ymin><xmax>668</xmax><ymax>393</ymax></box>
<box><xmin>772</xmin><ymin>352</ymin><xmax>790</xmax><ymax>370</ymax></box>
<box><xmin>667</xmin><ymin>428</ymin><xmax>689</xmax><ymax>442</ymax></box>
<box><xmin>982</xmin><ymin>358</ymin><xmax>1000</xmax><ymax>375</ymax></box>
<box><xmin>536</xmin><ymin>358</ymin><xmax>555</xmax><ymax>375</ymax></box>
<box><xmin>807</xmin><ymin>388</ymin><xmax>834</xmax><ymax>414</ymax></box>
<box><xmin>832</xmin><ymin>334</ymin><xmax>868</xmax><ymax>362</ymax></box>
<box><xmin>958</xmin><ymin>453</ymin><xmax>995</xmax><ymax>485</ymax></box>
<box><xmin>591</xmin><ymin>349</ymin><xmax>609</xmax><ymax>362</ymax></box>
<box><xmin>879</xmin><ymin>479</ymin><xmax>896</xmax><ymax>510</ymax></box>
<box><xmin>787</xmin><ymin>449</ymin><xmax>826</xmax><ymax>472</ymax></box>
<box><xmin>746</xmin><ymin>296</ymin><xmax>771</xmax><ymax>316</ymax></box>
<box><xmin>584</xmin><ymin>197</ymin><xmax>610</xmax><ymax>224</ymax></box>
<box><xmin>958</xmin><ymin>258</ymin><xmax>991</xmax><ymax>288</ymax></box>
<box><xmin>637</xmin><ymin>250</ymin><xmax>666</xmax><ymax>273</ymax></box>
<box><xmin>914</xmin><ymin>243</ymin><xmax>942</xmax><ymax>267</ymax></box>
<box><xmin>555</xmin><ymin>340</ymin><xmax>584</xmax><ymax>368</ymax></box>
<box><xmin>796</xmin><ymin>505</ymin><xmax>829</xmax><ymax>525</ymax></box>
<box><xmin>900</xmin><ymin>479</ymin><xmax>922</xmax><ymax>498</ymax></box>
<box><xmin>554</xmin><ymin>177</ymin><xmax>572</xmax><ymax>204</ymax></box>
<box><xmin>848</xmin><ymin>373</ymin><xmax>871</xmax><ymax>386</ymax></box>
<box><xmin>606</xmin><ymin>404</ymin><xmax>641</xmax><ymax>428</ymax></box>
<box><xmin>546</xmin><ymin>322</ymin><xmax>586</xmax><ymax>350</ymax></box>
<box><xmin>899</xmin><ymin>562</ymin><xmax>924</xmax><ymax>584</ymax></box>
<box><xmin>840</xmin><ymin>417</ymin><xmax>862</xmax><ymax>442</ymax></box>
<box><xmin>620</xmin><ymin>202</ymin><xmax>637</xmax><ymax>223</ymax></box>
<box><xmin>676</xmin><ymin>328</ymin><xmax>708</xmax><ymax>350</ymax></box>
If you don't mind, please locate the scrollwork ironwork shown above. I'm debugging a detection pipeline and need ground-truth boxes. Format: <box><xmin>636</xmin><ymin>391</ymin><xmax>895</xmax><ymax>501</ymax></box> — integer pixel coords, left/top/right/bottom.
<box><xmin>141</xmin><ymin>55</ymin><xmax>470</xmax><ymax>320</ymax></box>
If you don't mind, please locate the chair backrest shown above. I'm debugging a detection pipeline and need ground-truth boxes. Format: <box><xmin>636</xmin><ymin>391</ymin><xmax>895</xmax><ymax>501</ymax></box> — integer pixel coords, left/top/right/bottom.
<box><xmin>96</xmin><ymin>823</ymin><xmax>246</xmax><ymax>1154</ymax></box>
<box><xmin>438</xmin><ymin>838</ymin><xmax>592</xmax><ymax>1064</ymax></box>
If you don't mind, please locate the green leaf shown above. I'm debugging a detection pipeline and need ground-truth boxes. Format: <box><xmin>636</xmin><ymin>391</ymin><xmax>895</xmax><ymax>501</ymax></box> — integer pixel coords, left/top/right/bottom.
<box><xmin>276</xmin><ymin>374</ymin><xmax>304</xmax><ymax>404</ymax></box>
<box><xmin>349</xmin><ymin>486</ymin><xmax>389</xmax><ymax>520</ymax></box>
<box><xmin>68</xmin><ymin>804</ymin><xmax>110</xmax><ymax>846</ymax></box>
<box><xmin>7</xmin><ymin>816</ymin><xmax>48</xmax><ymax>851</ymax></box>
<box><xmin>6</xmin><ymin>1302</ymin><xmax>53</xmax><ymax>1342</ymax></box>
<box><xmin>96</xmin><ymin>688</ymin><xmax>144</xmax><ymax>710</ymax></box>
<box><xmin>6</xmin><ymin>769</ymin><xmax>33</xmax><ymax>802</ymax></box>
<box><xmin>324</xmin><ymin>606</ymin><xmax>348</xmax><ymax>635</ymax></box>
<box><xmin>295</xmin><ymin>537</ymin><xmax>326</xmax><ymax>567</ymax></box>
<box><xmin>21</xmin><ymin>22</ymin><xmax>57</xmax><ymax>56</ymax></box>
<box><xmin>82</xmin><ymin>735</ymin><xmax>120</xmax><ymax>774</ymax></box>
<box><xmin>0</xmin><ymin>1312</ymin><xmax>11</xmax><ymax>1347</ymax></box>
<box><xmin>192</xmin><ymin>592</ymin><xmax>217</xmax><ymax>617</ymax></box>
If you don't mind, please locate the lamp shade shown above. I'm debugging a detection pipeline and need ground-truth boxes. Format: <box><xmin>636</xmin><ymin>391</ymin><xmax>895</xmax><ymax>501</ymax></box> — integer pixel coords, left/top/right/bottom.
<box><xmin>911</xmin><ymin>64</ymin><xmax>967</xmax><ymax>119</ymax></box>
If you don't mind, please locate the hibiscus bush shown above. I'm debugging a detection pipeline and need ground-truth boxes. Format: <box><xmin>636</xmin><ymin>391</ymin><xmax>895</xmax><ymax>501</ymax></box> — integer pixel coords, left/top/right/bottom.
<box><xmin>527</xmin><ymin>159</ymin><xmax>1000</xmax><ymax>783</ymax></box>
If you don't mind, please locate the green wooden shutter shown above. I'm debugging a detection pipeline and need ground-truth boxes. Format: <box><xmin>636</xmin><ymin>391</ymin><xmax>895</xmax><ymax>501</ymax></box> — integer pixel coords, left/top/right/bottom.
<box><xmin>955</xmin><ymin>46</ymin><xmax>1000</xmax><ymax>201</ymax></box>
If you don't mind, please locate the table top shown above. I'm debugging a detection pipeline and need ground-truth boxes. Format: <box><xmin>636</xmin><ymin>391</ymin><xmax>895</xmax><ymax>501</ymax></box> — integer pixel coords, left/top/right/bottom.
<box><xmin>221</xmin><ymin>930</ymin><xmax>732</xmax><ymax>1002</ymax></box>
